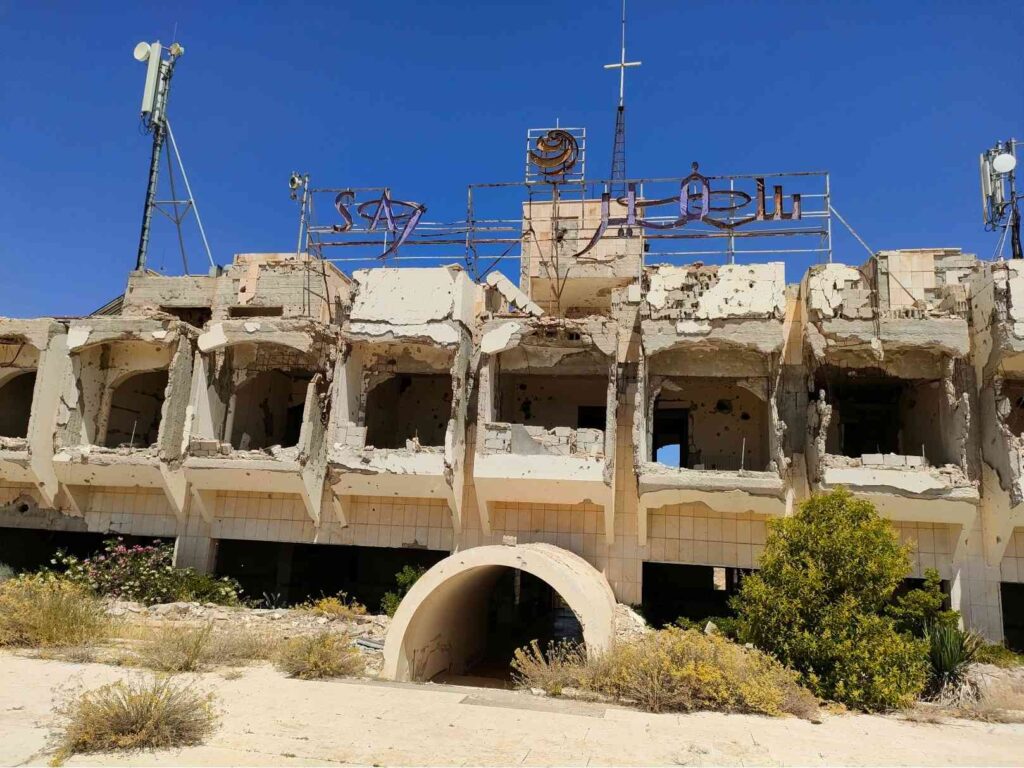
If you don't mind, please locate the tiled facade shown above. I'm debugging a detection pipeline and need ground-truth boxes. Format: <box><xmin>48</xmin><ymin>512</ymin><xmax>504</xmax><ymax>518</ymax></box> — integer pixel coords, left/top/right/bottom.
<box><xmin>2</xmin><ymin>241</ymin><xmax>1024</xmax><ymax>646</ymax></box>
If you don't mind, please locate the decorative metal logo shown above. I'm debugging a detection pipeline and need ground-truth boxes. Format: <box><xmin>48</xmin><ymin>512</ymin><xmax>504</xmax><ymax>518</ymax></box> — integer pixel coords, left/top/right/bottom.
<box><xmin>525</xmin><ymin>127</ymin><xmax>586</xmax><ymax>183</ymax></box>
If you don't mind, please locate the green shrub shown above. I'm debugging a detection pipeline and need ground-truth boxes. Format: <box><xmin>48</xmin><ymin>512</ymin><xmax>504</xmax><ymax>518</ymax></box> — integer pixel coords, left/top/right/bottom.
<box><xmin>52</xmin><ymin>677</ymin><xmax>216</xmax><ymax>764</ymax></box>
<box><xmin>731</xmin><ymin>488</ymin><xmax>928</xmax><ymax>711</ymax></box>
<box><xmin>887</xmin><ymin>568</ymin><xmax>959</xmax><ymax>637</ymax></box>
<box><xmin>927</xmin><ymin>623</ymin><xmax>983</xmax><ymax>696</ymax></box>
<box><xmin>0</xmin><ymin>574</ymin><xmax>110</xmax><ymax>648</ymax></box>
<box><xmin>51</xmin><ymin>538</ymin><xmax>239</xmax><ymax>606</ymax></box>
<box><xmin>275</xmin><ymin>632</ymin><xmax>364</xmax><ymax>679</ymax></box>
<box><xmin>380</xmin><ymin>565</ymin><xmax>426</xmax><ymax>617</ymax></box>
<box><xmin>0</xmin><ymin>562</ymin><xmax>15</xmax><ymax>583</ymax></box>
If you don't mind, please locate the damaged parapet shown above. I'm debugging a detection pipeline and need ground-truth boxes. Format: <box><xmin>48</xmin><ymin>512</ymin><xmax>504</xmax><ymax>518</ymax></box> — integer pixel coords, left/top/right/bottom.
<box><xmin>328</xmin><ymin>267</ymin><xmax>478</xmax><ymax>534</ymax></box>
<box><xmin>182</xmin><ymin>317</ymin><xmax>338</xmax><ymax>525</ymax></box>
<box><xmin>804</xmin><ymin>249</ymin><xmax>979</xmax><ymax>551</ymax></box>
<box><xmin>475</xmin><ymin>312</ymin><xmax>619</xmax><ymax>542</ymax></box>
<box><xmin>51</xmin><ymin>316</ymin><xmax>196</xmax><ymax>519</ymax></box>
<box><xmin>520</xmin><ymin>198</ymin><xmax>643</xmax><ymax>316</ymax></box>
<box><xmin>635</xmin><ymin>263</ymin><xmax>790</xmax><ymax>543</ymax></box>
<box><xmin>967</xmin><ymin>260</ymin><xmax>1024</xmax><ymax>564</ymax></box>
<box><xmin>0</xmin><ymin>319</ymin><xmax>68</xmax><ymax>506</ymax></box>
<box><xmin>123</xmin><ymin>252</ymin><xmax>352</xmax><ymax>324</ymax></box>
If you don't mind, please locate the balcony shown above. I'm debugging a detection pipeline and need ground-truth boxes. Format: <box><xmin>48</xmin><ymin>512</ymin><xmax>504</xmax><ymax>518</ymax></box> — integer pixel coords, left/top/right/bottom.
<box><xmin>181</xmin><ymin>319</ymin><xmax>335</xmax><ymax>524</ymax></box>
<box><xmin>474</xmin><ymin>315</ymin><xmax>617</xmax><ymax>541</ymax></box>
<box><xmin>0</xmin><ymin>319</ymin><xmax>66</xmax><ymax>505</ymax></box>
<box><xmin>50</xmin><ymin>317</ymin><xmax>194</xmax><ymax>517</ymax></box>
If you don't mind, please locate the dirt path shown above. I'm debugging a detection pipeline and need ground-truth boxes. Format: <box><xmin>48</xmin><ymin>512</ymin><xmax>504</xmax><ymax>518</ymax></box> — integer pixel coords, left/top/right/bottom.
<box><xmin>2</xmin><ymin>653</ymin><xmax>1022</xmax><ymax>766</ymax></box>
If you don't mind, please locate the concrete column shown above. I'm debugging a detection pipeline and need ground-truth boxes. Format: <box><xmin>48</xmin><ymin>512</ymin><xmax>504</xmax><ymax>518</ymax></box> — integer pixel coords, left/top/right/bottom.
<box><xmin>173</xmin><ymin>535</ymin><xmax>217</xmax><ymax>573</ymax></box>
<box><xmin>955</xmin><ymin>516</ymin><xmax>1005</xmax><ymax>641</ymax></box>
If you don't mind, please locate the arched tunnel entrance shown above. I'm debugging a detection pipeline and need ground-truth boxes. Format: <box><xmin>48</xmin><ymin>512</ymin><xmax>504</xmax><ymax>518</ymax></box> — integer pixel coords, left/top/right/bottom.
<box><xmin>382</xmin><ymin>544</ymin><xmax>615</xmax><ymax>683</ymax></box>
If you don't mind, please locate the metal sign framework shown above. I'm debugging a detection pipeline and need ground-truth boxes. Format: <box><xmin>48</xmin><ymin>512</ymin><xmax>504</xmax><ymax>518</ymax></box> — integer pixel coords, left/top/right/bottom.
<box><xmin>298</xmin><ymin>131</ymin><xmax>833</xmax><ymax>279</ymax></box>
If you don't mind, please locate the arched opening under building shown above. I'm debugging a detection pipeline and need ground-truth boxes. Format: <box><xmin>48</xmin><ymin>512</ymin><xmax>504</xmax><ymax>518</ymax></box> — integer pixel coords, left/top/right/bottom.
<box><xmin>104</xmin><ymin>370</ymin><xmax>168</xmax><ymax>448</ymax></box>
<box><xmin>229</xmin><ymin>369</ymin><xmax>313</xmax><ymax>450</ymax></box>
<box><xmin>364</xmin><ymin>373</ymin><xmax>451</xmax><ymax>448</ymax></box>
<box><xmin>0</xmin><ymin>371</ymin><xmax>36</xmax><ymax>439</ymax></box>
<box><xmin>382</xmin><ymin>544</ymin><xmax>615</xmax><ymax>684</ymax></box>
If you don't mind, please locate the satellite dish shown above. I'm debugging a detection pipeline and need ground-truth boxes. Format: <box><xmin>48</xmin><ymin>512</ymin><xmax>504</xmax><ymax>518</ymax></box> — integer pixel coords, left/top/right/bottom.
<box><xmin>133</xmin><ymin>42</ymin><xmax>151</xmax><ymax>62</ymax></box>
<box><xmin>993</xmin><ymin>152</ymin><xmax>1017</xmax><ymax>174</ymax></box>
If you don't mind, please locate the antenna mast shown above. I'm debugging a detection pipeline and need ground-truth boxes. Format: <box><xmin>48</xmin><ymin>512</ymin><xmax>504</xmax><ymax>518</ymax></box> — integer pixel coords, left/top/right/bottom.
<box><xmin>132</xmin><ymin>40</ymin><xmax>214</xmax><ymax>273</ymax></box>
<box><xmin>604</xmin><ymin>0</ymin><xmax>641</xmax><ymax>197</ymax></box>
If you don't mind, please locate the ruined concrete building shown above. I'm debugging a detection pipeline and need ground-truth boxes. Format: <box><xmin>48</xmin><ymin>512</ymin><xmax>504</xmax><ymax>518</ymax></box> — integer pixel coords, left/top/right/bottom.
<box><xmin>3</xmin><ymin>230</ymin><xmax>1024</xmax><ymax>679</ymax></box>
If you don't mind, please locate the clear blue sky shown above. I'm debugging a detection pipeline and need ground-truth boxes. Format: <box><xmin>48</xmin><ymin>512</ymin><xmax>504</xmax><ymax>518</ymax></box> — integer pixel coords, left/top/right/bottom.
<box><xmin>1</xmin><ymin>1</ymin><xmax>1021</xmax><ymax>317</ymax></box>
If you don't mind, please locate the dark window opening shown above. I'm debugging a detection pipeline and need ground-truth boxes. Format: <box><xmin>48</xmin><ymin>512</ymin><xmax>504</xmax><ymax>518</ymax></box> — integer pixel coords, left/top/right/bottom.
<box><xmin>498</xmin><ymin>374</ymin><xmax>607</xmax><ymax>430</ymax></box>
<box><xmin>577</xmin><ymin>405</ymin><xmax>605</xmax><ymax>430</ymax></box>
<box><xmin>229</xmin><ymin>370</ymin><xmax>313</xmax><ymax>450</ymax></box>
<box><xmin>0</xmin><ymin>527</ymin><xmax>156</xmax><ymax>574</ymax></box>
<box><xmin>814</xmin><ymin>367</ymin><xmax>954</xmax><ymax>462</ymax></box>
<box><xmin>364</xmin><ymin>373</ymin><xmax>451</xmax><ymax>449</ymax></box>
<box><xmin>652</xmin><ymin>407</ymin><xmax>688</xmax><ymax>468</ymax></box>
<box><xmin>214</xmin><ymin>539</ymin><xmax>446</xmax><ymax>608</ymax></box>
<box><xmin>160</xmin><ymin>306</ymin><xmax>212</xmax><ymax>328</ymax></box>
<box><xmin>104</xmin><ymin>370</ymin><xmax>168</xmax><ymax>448</ymax></box>
<box><xmin>0</xmin><ymin>371</ymin><xmax>36</xmax><ymax>439</ymax></box>
<box><xmin>1002</xmin><ymin>582</ymin><xmax>1024</xmax><ymax>652</ymax></box>
<box><xmin>641</xmin><ymin>562</ymin><xmax>751</xmax><ymax>628</ymax></box>
<box><xmin>1003</xmin><ymin>381</ymin><xmax>1024</xmax><ymax>436</ymax></box>
<box><xmin>229</xmin><ymin>306</ymin><xmax>284</xmax><ymax>318</ymax></box>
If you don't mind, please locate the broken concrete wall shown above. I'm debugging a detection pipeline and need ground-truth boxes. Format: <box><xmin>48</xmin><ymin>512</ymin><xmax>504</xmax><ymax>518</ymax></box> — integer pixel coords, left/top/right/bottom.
<box><xmin>521</xmin><ymin>198</ymin><xmax>642</xmax><ymax>315</ymax></box>
<box><xmin>645</xmin><ymin>263</ymin><xmax>786</xmax><ymax>322</ymax></box>
<box><xmin>350</xmin><ymin>266</ymin><xmax>478</xmax><ymax>330</ymax></box>
<box><xmin>649</xmin><ymin>377</ymin><xmax>770</xmax><ymax>471</ymax></box>
<box><xmin>123</xmin><ymin>253</ymin><xmax>352</xmax><ymax>326</ymax></box>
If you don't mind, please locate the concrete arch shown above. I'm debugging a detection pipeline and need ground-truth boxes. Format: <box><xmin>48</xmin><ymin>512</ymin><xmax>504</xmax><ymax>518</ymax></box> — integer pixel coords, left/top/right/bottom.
<box><xmin>381</xmin><ymin>543</ymin><xmax>616</xmax><ymax>682</ymax></box>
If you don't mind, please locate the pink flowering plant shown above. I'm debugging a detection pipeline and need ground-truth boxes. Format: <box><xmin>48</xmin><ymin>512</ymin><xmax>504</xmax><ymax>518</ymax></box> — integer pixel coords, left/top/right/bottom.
<box><xmin>51</xmin><ymin>539</ymin><xmax>240</xmax><ymax>606</ymax></box>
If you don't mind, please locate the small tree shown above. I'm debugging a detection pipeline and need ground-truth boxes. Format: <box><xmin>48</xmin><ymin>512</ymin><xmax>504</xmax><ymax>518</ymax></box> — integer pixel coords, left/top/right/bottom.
<box><xmin>380</xmin><ymin>564</ymin><xmax>426</xmax><ymax>617</ymax></box>
<box><xmin>886</xmin><ymin>567</ymin><xmax>959</xmax><ymax>637</ymax></box>
<box><xmin>732</xmin><ymin>488</ymin><xmax>928</xmax><ymax>711</ymax></box>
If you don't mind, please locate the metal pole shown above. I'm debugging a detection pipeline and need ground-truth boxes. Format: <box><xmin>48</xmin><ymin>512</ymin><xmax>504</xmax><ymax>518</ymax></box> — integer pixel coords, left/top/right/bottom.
<box><xmin>135</xmin><ymin>55</ymin><xmax>176</xmax><ymax>271</ymax></box>
<box><xmin>165</xmin><ymin>121</ymin><xmax>215</xmax><ymax>270</ymax></box>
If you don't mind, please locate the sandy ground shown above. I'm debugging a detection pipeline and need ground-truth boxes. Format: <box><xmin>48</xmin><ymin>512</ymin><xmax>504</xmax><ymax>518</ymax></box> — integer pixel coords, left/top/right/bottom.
<box><xmin>2</xmin><ymin>653</ymin><xmax>1023</xmax><ymax>767</ymax></box>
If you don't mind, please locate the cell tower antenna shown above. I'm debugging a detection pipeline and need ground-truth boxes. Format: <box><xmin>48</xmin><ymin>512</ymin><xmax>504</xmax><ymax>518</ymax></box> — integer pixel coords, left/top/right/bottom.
<box><xmin>132</xmin><ymin>40</ymin><xmax>214</xmax><ymax>273</ymax></box>
<box><xmin>604</xmin><ymin>0</ymin><xmax>641</xmax><ymax>197</ymax></box>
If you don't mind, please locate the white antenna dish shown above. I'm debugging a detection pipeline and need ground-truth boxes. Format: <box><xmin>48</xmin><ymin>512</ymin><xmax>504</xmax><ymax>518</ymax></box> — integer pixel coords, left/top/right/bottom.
<box><xmin>993</xmin><ymin>152</ymin><xmax>1017</xmax><ymax>174</ymax></box>
<box><xmin>133</xmin><ymin>41</ymin><xmax>151</xmax><ymax>62</ymax></box>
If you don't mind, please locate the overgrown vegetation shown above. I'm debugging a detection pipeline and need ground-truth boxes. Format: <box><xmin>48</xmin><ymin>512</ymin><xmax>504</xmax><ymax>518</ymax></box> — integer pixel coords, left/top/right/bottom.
<box><xmin>886</xmin><ymin>568</ymin><xmax>959</xmax><ymax>637</ymax></box>
<box><xmin>976</xmin><ymin>643</ymin><xmax>1024</xmax><ymax>668</ymax></box>
<box><xmin>731</xmin><ymin>488</ymin><xmax>928</xmax><ymax>711</ymax></box>
<box><xmin>275</xmin><ymin>632</ymin><xmax>365</xmax><ymax>679</ymax></box>
<box><xmin>380</xmin><ymin>565</ymin><xmax>426</xmax><ymax>617</ymax></box>
<box><xmin>0</xmin><ymin>574</ymin><xmax>110</xmax><ymax>648</ymax></box>
<box><xmin>51</xmin><ymin>677</ymin><xmax>217</xmax><ymax>764</ymax></box>
<box><xmin>136</xmin><ymin>624</ymin><xmax>280</xmax><ymax>672</ymax></box>
<box><xmin>674</xmin><ymin>615</ymin><xmax>740</xmax><ymax>640</ymax></box>
<box><xmin>0</xmin><ymin>562</ymin><xmax>14</xmax><ymax>583</ymax></box>
<box><xmin>51</xmin><ymin>539</ymin><xmax>240</xmax><ymax>606</ymax></box>
<box><xmin>926</xmin><ymin>623</ymin><xmax>984</xmax><ymax>704</ymax></box>
<box><xmin>512</xmin><ymin>629</ymin><xmax>819</xmax><ymax>719</ymax></box>
<box><xmin>298</xmin><ymin>592</ymin><xmax>367</xmax><ymax>620</ymax></box>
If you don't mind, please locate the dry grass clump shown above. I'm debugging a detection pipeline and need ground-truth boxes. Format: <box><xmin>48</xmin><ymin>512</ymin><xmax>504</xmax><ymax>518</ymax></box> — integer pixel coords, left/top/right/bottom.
<box><xmin>275</xmin><ymin>631</ymin><xmax>364</xmax><ymax>679</ymax></box>
<box><xmin>51</xmin><ymin>676</ymin><xmax>217</xmax><ymax>764</ymax></box>
<box><xmin>137</xmin><ymin>624</ymin><xmax>281</xmax><ymax>672</ymax></box>
<box><xmin>298</xmin><ymin>592</ymin><xmax>367</xmax><ymax>621</ymax></box>
<box><xmin>513</xmin><ymin>628</ymin><xmax>819</xmax><ymax>719</ymax></box>
<box><xmin>511</xmin><ymin>640</ymin><xmax>590</xmax><ymax>695</ymax></box>
<box><xmin>0</xmin><ymin>575</ymin><xmax>110</xmax><ymax>648</ymax></box>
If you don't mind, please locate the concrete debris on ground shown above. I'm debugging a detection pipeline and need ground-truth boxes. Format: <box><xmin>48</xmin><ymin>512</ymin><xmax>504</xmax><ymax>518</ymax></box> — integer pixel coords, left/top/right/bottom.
<box><xmin>613</xmin><ymin>603</ymin><xmax>650</xmax><ymax>643</ymax></box>
<box><xmin>104</xmin><ymin>599</ymin><xmax>391</xmax><ymax>673</ymax></box>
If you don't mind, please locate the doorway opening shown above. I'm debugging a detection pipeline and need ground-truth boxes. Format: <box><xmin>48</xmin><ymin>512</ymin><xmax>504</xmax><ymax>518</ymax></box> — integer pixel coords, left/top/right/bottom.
<box><xmin>0</xmin><ymin>371</ymin><xmax>36</xmax><ymax>439</ymax></box>
<box><xmin>104</xmin><ymin>370</ymin><xmax>168</xmax><ymax>448</ymax></box>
